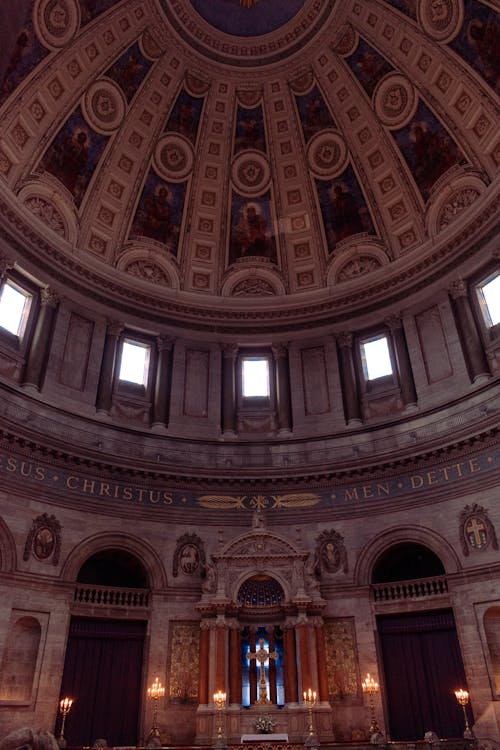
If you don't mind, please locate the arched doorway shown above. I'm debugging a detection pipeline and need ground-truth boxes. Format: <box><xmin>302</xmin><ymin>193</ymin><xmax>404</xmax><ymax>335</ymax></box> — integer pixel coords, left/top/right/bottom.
<box><xmin>373</xmin><ymin>543</ymin><xmax>469</xmax><ymax>740</ymax></box>
<box><xmin>58</xmin><ymin>549</ymin><xmax>150</xmax><ymax>746</ymax></box>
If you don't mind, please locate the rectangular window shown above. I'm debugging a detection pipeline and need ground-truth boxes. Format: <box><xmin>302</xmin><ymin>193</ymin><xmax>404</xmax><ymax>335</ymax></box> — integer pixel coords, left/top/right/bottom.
<box><xmin>360</xmin><ymin>335</ymin><xmax>393</xmax><ymax>380</ymax></box>
<box><xmin>119</xmin><ymin>339</ymin><xmax>151</xmax><ymax>387</ymax></box>
<box><xmin>0</xmin><ymin>281</ymin><xmax>32</xmax><ymax>338</ymax></box>
<box><xmin>241</xmin><ymin>356</ymin><xmax>270</xmax><ymax>398</ymax></box>
<box><xmin>478</xmin><ymin>273</ymin><xmax>500</xmax><ymax>328</ymax></box>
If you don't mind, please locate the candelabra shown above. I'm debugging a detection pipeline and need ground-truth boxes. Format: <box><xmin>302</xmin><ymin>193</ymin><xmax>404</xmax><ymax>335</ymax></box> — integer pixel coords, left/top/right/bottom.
<box><xmin>147</xmin><ymin>677</ymin><xmax>165</xmax><ymax>740</ymax></box>
<box><xmin>213</xmin><ymin>690</ymin><xmax>226</xmax><ymax>748</ymax></box>
<box><xmin>362</xmin><ymin>673</ymin><xmax>380</xmax><ymax>736</ymax></box>
<box><xmin>58</xmin><ymin>697</ymin><xmax>74</xmax><ymax>748</ymax></box>
<box><xmin>455</xmin><ymin>689</ymin><xmax>474</xmax><ymax>739</ymax></box>
<box><xmin>303</xmin><ymin>688</ymin><xmax>318</xmax><ymax>746</ymax></box>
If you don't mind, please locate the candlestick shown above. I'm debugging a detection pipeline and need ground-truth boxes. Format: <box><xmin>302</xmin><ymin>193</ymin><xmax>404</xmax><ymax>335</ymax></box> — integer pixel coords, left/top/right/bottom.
<box><xmin>213</xmin><ymin>691</ymin><xmax>226</xmax><ymax>748</ymax></box>
<box><xmin>455</xmin><ymin>689</ymin><xmax>474</xmax><ymax>738</ymax></box>
<box><xmin>362</xmin><ymin>673</ymin><xmax>380</xmax><ymax>736</ymax></box>
<box><xmin>303</xmin><ymin>688</ymin><xmax>318</xmax><ymax>745</ymax></box>
<box><xmin>147</xmin><ymin>677</ymin><xmax>165</xmax><ymax>740</ymax></box>
<box><xmin>58</xmin><ymin>697</ymin><xmax>74</xmax><ymax>748</ymax></box>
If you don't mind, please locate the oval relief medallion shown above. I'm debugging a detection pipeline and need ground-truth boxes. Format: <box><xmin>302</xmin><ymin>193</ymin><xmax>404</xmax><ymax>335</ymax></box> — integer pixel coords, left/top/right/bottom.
<box><xmin>418</xmin><ymin>0</ymin><xmax>464</xmax><ymax>43</ymax></box>
<box><xmin>82</xmin><ymin>79</ymin><xmax>126</xmax><ymax>133</ymax></box>
<box><xmin>154</xmin><ymin>134</ymin><xmax>194</xmax><ymax>181</ymax></box>
<box><xmin>231</xmin><ymin>151</ymin><xmax>271</xmax><ymax>196</ymax></box>
<box><xmin>374</xmin><ymin>74</ymin><xmax>418</xmax><ymax>129</ymax></box>
<box><xmin>307</xmin><ymin>130</ymin><xmax>348</xmax><ymax>178</ymax></box>
<box><xmin>35</xmin><ymin>0</ymin><xmax>80</xmax><ymax>48</ymax></box>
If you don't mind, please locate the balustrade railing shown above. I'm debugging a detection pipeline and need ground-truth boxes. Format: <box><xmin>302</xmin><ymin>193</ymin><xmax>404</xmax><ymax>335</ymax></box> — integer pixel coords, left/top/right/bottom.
<box><xmin>74</xmin><ymin>584</ymin><xmax>150</xmax><ymax>608</ymax></box>
<box><xmin>372</xmin><ymin>575</ymin><xmax>448</xmax><ymax>602</ymax></box>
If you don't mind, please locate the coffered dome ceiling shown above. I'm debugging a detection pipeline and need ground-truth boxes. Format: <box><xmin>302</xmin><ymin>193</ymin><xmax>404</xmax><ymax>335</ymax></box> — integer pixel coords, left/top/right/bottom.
<box><xmin>0</xmin><ymin>0</ymin><xmax>498</xmax><ymax>330</ymax></box>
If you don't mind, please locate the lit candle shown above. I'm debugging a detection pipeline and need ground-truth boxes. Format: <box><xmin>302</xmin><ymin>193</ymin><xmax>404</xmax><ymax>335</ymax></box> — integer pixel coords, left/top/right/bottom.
<box><xmin>59</xmin><ymin>697</ymin><xmax>73</xmax><ymax>712</ymax></box>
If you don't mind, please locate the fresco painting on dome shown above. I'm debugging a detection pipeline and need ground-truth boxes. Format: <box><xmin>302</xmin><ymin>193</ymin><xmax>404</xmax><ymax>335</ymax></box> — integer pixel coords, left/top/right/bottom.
<box><xmin>131</xmin><ymin>172</ymin><xmax>186</xmax><ymax>256</ymax></box>
<box><xmin>189</xmin><ymin>0</ymin><xmax>306</xmax><ymax>37</ymax></box>
<box><xmin>392</xmin><ymin>101</ymin><xmax>466</xmax><ymax>201</ymax></box>
<box><xmin>386</xmin><ymin>0</ymin><xmax>417</xmax><ymax>20</ymax></box>
<box><xmin>0</xmin><ymin>20</ymin><xmax>48</xmax><ymax>107</ymax></box>
<box><xmin>295</xmin><ymin>87</ymin><xmax>336</xmax><ymax>143</ymax></box>
<box><xmin>346</xmin><ymin>38</ymin><xmax>394</xmax><ymax>98</ymax></box>
<box><xmin>165</xmin><ymin>90</ymin><xmax>204</xmax><ymax>145</ymax></box>
<box><xmin>105</xmin><ymin>43</ymin><xmax>152</xmax><ymax>103</ymax></box>
<box><xmin>234</xmin><ymin>105</ymin><xmax>266</xmax><ymax>154</ymax></box>
<box><xmin>449</xmin><ymin>0</ymin><xmax>500</xmax><ymax>94</ymax></box>
<box><xmin>40</xmin><ymin>108</ymin><xmax>108</xmax><ymax>208</ymax></box>
<box><xmin>79</xmin><ymin>0</ymin><xmax>117</xmax><ymax>25</ymax></box>
<box><xmin>315</xmin><ymin>165</ymin><xmax>374</xmax><ymax>253</ymax></box>
<box><xmin>229</xmin><ymin>192</ymin><xmax>277</xmax><ymax>265</ymax></box>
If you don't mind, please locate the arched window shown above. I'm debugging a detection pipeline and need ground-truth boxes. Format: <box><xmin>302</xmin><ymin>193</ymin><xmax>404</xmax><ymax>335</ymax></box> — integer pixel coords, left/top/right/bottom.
<box><xmin>372</xmin><ymin>542</ymin><xmax>445</xmax><ymax>583</ymax></box>
<box><xmin>77</xmin><ymin>548</ymin><xmax>149</xmax><ymax>588</ymax></box>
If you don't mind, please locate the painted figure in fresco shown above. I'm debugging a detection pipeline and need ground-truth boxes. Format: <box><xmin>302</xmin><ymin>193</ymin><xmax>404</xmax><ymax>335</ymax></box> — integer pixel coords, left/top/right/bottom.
<box><xmin>235</xmin><ymin>112</ymin><xmax>265</xmax><ymax>152</ymax></box>
<box><xmin>0</xmin><ymin>30</ymin><xmax>31</xmax><ymax>101</ymax></box>
<box><xmin>467</xmin><ymin>17</ymin><xmax>500</xmax><ymax>92</ymax></box>
<box><xmin>355</xmin><ymin>50</ymin><xmax>390</xmax><ymax>94</ymax></box>
<box><xmin>233</xmin><ymin>202</ymin><xmax>274</xmax><ymax>259</ymax></box>
<box><xmin>120</xmin><ymin>54</ymin><xmax>143</xmax><ymax>100</ymax></box>
<box><xmin>329</xmin><ymin>183</ymin><xmax>364</xmax><ymax>242</ymax></box>
<box><xmin>79</xmin><ymin>0</ymin><xmax>98</xmax><ymax>24</ymax></box>
<box><xmin>409</xmin><ymin>120</ymin><xmax>460</xmax><ymax>196</ymax></box>
<box><xmin>46</xmin><ymin>127</ymin><xmax>90</xmax><ymax>198</ymax></box>
<box><xmin>136</xmin><ymin>185</ymin><xmax>174</xmax><ymax>244</ymax></box>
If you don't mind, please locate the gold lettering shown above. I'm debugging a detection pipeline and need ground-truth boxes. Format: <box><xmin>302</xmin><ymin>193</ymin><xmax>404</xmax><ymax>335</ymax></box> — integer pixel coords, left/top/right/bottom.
<box><xmin>66</xmin><ymin>476</ymin><xmax>79</xmax><ymax>489</ymax></box>
<box><xmin>344</xmin><ymin>487</ymin><xmax>359</xmax><ymax>501</ymax></box>
<box><xmin>122</xmin><ymin>487</ymin><xmax>133</xmax><ymax>500</ymax></box>
<box><xmin>6</xmin><ymin>457</ymin><xmax>17</xmax><ymax>472</ymax></box>
<box><xmin>82</xmin><ymin>479</ymin><xmax>95</xmax><ymax>494</ymax></box>
<box><xmin>468</xmin><ymin>458</ymin><xmax>480</xmax><ymax>473</ymax></box>
<box><xmin>362</xmin><ymin>485</ymin><xmax>374</xmax><ymax>498</ymax></box>
<box><xmin>113</xmin><ymin>484</ymin><xmax>121</xmax><ymax>499</ymax></box>
<box><xmin>35</xmin><ymin>466</ymin><xmax>45</xmax><ymax>481</ymax></box>
<box><xmin>452</xmin><ymin>462</ymin><xmax>465</xmax><ymax>477</ymax></box>
<box><xmin>376</xmin><ymin>483</ymin><xmax>390</xmax><ymax>496</ymax></box>
<box><xmin>441</xmin><ymin>466</ymin><xmax>451</xmax><ymax>481</ymax></box>
<box><xmin>99</xmin><ymin>483</ymin><xmax>111</xmax><ymax>497</ymax></box>
<box><xmin>20</xmin><ymin>461</ymin><xmax>33</xmax><ymax>477</ymax></box>
<box><xmin>137</xmin><ymin>489</ymin><xmax>148</xmax><ymax>502</ymax></box>
<box><xmin>162</xmin><ymin>493</ymin><xmax>173</xmax><ymax>505</ymax></box>
<box><xmin>411</xmin><ymin>475</ymin><xmax>424</xmax><ymax>489</ymax></box>
<box><xmin>426</xmin><ymin>471</ymin><xmax>437</xmax><ymax>485</ymax></box>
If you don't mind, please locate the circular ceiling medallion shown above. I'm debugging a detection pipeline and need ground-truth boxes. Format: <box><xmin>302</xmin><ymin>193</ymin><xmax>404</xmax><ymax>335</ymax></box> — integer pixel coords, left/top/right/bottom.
<box><xmin>307</xmin><ymin>131</ymin><xmax>348</xmax><ymax>178</ymax></box>
<box><xmin>82</xmin><ymin>79</ymin><xmax>126</xmax><ymax>133</ymax></box>
<box><xmin>418</xmin><ymin>0</ymin><xmax>464</xmax><ymax>43</ymax></box>
<box><xmin>231</xmin><ymin>151</ymin><xmax>271</xmax><ymax>196</ymax></box>
<box><xmin>35</xmin><ymin>0</ymin><xmax>80</xmax><ymax>49</ymax></box>
<box><xmin>190</xmin><ymin>0</ymin><xmax>306</xmax><ymax>37</ymax></box>
<box><xmin>154</xmin><ymin>134</ymin><xmax>195</xmax><ymax>182</ymax></box>
<box><xmin>374</xmin><ymin>74</ymin><xmax>418</xmax><ymax>130</ymax></box>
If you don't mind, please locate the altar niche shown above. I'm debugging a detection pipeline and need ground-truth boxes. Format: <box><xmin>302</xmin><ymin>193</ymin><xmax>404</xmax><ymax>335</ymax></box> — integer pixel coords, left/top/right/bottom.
<box><xmin>242</xmin><ymin>626</ymin><xmax>284</xmax><ymax>706</ymax></box>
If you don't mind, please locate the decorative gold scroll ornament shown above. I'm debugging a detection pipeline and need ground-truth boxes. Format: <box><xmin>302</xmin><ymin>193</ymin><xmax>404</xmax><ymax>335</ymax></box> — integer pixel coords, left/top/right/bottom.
<box><xmin>240</xmin><ymin>0</ymin><xmax>257</xmax><ymax>6</ymax></box>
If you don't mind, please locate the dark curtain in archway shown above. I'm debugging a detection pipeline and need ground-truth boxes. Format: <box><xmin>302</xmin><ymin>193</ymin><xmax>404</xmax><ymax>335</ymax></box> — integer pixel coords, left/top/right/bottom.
<box><xmin>377</xmin><ymin>609</ymin><xmax>470</xmax><ymax>740</ymax></box>
<box><xmin>57</xmin><ymin>617</ymin><xmax>147</xmax><ymax>746</ymax></box>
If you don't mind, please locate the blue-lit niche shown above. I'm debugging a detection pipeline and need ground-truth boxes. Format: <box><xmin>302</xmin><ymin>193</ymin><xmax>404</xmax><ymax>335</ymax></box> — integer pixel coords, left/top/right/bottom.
<box><xmin>237</xmin><ymin>576</ymin><xmax>286</xmax><ymax>707</ymax></box>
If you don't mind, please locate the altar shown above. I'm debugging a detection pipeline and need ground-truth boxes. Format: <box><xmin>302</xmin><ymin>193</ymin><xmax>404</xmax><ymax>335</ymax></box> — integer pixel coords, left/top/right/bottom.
<box><xmin>241</xmin><ymin>735</ymin><xmax>289</xmax><ymax>742</ymax></box>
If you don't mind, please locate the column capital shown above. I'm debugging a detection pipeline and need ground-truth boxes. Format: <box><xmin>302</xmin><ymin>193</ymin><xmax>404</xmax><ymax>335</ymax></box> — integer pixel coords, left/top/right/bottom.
<box><xmin>336</xmin><ymin>331</ymin><xmax>353</xmax><ymax>348</ymax></box>
<box><xmin>40</xmin><ymin>287</ymin><xmax>60</xmax><ymax>308</ymax></box>
<box><xmin>0</xmin><ymin>253</ymin><xmax>14</xmax><ymax>278</ymax></box>
<box><xmin>272</xmin><ymin>343</ymin><xmax>289</xmax><ymax>359</ymax></box>
<box><xmin>107</xmin><ymin>320</ymin><xmax>124</xmax><ymax>337</ymax></box>
<box><xmin>157</xmin><ymin>334</ymin><xmax>175</xmax><ymax>352</ymax></box>
<box><xmin>385</xmin><ymin>314</ymin><xmax>402</xmax><ymax>331</ymax></box>
<box><xmin>222</xmin><ymin>343</ymin><xmax>239</xmax><ymax>360</ymax></box>
<box><xmin>450</xmin><ymin>278</ymin><xmax>468</xmax><ymax>299</ymax></box>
